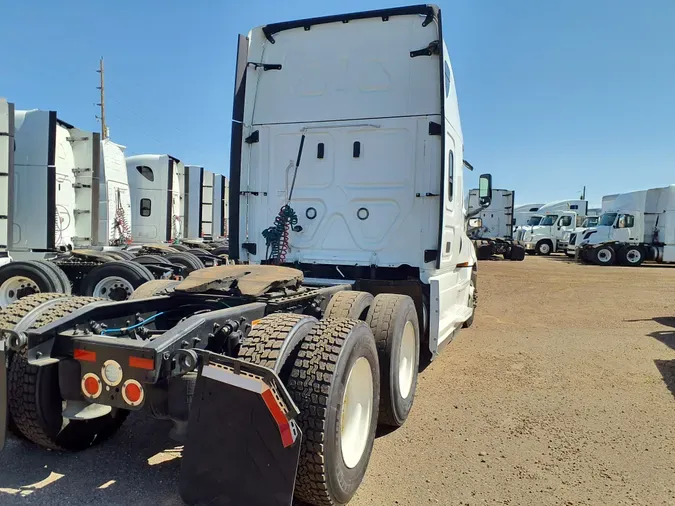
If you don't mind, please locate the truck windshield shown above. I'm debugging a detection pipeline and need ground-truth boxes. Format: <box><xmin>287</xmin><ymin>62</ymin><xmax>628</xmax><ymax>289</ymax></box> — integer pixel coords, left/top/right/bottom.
<box><xmin>540</xmin><ymin>215</ymin><xmax>558</xmax><ymax>226</ymax></box>
<box><xmin>598</xmin><ymin>213</ymin><xmax>617</xmax><ymax>226</ymax></box>
<box><xmin>527</xmin><ymin>216</ymin><xmax>542</xmax><ymax>226</ymax></box>
<box><xmin>582</xmin><ymin>217</ymin><xmax>599</xmax><ymax>227</ymax></box>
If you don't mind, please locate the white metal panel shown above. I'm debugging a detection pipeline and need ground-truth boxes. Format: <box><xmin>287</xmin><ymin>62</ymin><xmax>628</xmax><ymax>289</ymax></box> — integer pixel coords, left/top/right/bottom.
<box><xmin>467</xmin><ymin>188</ymin><xmax>514</xmax><ymax>239</ymax></box>
<box><xmin>246</xmin><ymin>15</ymin><xmax>441</xmax><ymax>126</ymax></box>
<box><xmin>100</xmin><ymin>140</ymin><xmax>131</xmax><ymax>245</ymax></box>
<box><xmin>12</xmin><ymin>110</ymin><xmax>52</xmax><ymax>250</ymax></box>
<box><xmin>184</xmin><ymin>165</ymin><xmax>203</xmax><ymax>239</ymax></box>
<box><xmin>201</xmin><ymin>170</ymin><xmax>214</xmax><ymax>239</ymax></box>
<box><xmin>241</xmin><ymin>116</ymin><xmax>440</xmax><ymax>266</ymax></box>
<box><xmin>212</xmin><ymin>174</ymin><xmax>224</xmax><ymax>239</ymax></box>
<box><xmin>54</xmin><ymin>123</ymin><xmax>77</xmax><ymax>248</ymax></box>
<box><xmin>67</xmin><ymin>126</ymin><xmax>100</xmax><ymax>248</ymax></box>
<box><xmin>126</xmin><ymin>154</ymin><xmax>171</xmax><ymax>243</ymax></box>
<box><xmin>0</xmin><ymin>99</ymin><xmax>13</xmax><ymax>250</ymax></box>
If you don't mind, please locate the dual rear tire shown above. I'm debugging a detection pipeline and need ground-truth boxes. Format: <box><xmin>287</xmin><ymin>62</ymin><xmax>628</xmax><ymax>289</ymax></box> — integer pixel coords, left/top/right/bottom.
<box><xmin>239</xmin><ymin>291</ymin><xmax>420</xmax><ymax>506</ymax></box>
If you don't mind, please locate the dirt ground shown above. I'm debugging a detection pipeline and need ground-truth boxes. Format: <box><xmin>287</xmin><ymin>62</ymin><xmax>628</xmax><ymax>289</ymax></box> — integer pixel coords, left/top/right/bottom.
<box><xmin>1</xmin><ymin>255</ymin><xmax>674</xmax><ymax>505</ymax></box>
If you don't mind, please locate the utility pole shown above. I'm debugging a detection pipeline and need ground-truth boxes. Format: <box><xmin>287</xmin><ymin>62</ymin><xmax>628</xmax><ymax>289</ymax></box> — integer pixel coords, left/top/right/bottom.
<box><xmin>96</xmin><ymin>57</ymin><xmax>107</xmax><ymax>139</ymax></box>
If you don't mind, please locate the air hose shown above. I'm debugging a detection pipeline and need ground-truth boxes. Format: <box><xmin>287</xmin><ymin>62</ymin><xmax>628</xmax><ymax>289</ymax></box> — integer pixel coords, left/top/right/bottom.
<box><xmin>263</xmin><ymin>205</ymin><xmax>298</xmax><ymax>264</ymax></box>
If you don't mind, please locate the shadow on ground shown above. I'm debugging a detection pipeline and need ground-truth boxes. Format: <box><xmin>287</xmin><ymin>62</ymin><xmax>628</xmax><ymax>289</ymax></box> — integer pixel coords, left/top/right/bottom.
<box><xmin>0</xmin><ymin>414</ymin><xmax>184</xmax><ymax>505</ymax></box>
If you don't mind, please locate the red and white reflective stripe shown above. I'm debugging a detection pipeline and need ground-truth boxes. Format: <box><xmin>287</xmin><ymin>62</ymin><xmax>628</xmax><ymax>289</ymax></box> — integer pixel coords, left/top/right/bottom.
<box><xmin>202</xmin><ymin>365</ymin><xmax>296</xmax><ymax>448</ymax></box>
<box><xmin>81</xmin><ymin>373</ymin><xmax>103</xmax><ymax>399</ymax></box>
<box><xmin>261</xmin><ymin>389</ymin><xmax>295</xmax><ymax>448</ymax></box>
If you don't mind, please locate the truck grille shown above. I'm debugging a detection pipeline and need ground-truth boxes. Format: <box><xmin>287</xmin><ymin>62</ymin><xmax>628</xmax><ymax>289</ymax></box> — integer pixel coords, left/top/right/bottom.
<box><xmin>569</xmin><ymin>233</ymin><xmax>577</xmax><ymax>245</ymax></box>
<box><xmin>515</xmin><ymin>229</ymin><xmax>525</xmax><ymax>241</ymax></box>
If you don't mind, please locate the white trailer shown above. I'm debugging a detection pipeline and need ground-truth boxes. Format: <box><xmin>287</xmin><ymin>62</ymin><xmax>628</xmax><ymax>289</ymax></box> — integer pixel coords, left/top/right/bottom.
<box><xmin>578</xmin><ymin>185</ymin><xmax>675</xmax><ymax>266</ymax></box>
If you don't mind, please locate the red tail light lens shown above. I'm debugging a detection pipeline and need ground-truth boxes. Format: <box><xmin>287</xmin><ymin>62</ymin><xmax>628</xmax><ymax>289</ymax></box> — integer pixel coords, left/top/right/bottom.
<box><xmin>122</xmin><ymin>379</ymin><xmax>144</xmax><ymax>406</ymax></box>
<box><xmin>81</xmin><ymin>373</ymin><xmax>102</xmax><ymax>399</ymax></box>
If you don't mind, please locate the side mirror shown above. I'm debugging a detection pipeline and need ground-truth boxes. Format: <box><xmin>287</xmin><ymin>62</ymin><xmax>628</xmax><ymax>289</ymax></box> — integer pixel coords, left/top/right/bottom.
<box><xmin>468</xmin><ymin>218</ymin><xmax>482</xmax><ymax>228</ymax></box>
<box><xmin>478</xmin><ymin>174</ymin><xmax>492</xmax><ymax>207</ymax></box>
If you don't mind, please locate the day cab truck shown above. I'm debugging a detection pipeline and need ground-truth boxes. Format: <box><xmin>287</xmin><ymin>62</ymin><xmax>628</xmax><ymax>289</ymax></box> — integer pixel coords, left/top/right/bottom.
<box><xmin>516</xmin><ymin>199</ymin><xmax>589</xmax><ymax>255</ymax></box>
<box><xmin>577</xmin><ymin>185</ymin><xmax>675</xmax><ymax>266</ymax></box>
<box><xmin>563</xmin><ymin>195</ymin><xmax>616</xmax><ymax>256</ymax></box>
<box><xmin>0</xmin><ymin>6</ymin><xmax>492</xmax><ymax>506</ymax></box>
<box><xmin>466</xmin><ymin>188</ymin><xmax>525</xmax><ymax>260</ymax></box>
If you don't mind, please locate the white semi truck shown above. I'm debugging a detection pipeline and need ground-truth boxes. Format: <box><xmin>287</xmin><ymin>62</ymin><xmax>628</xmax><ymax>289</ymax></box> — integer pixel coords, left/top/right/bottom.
<box><xmin>577</xmin><ymin>185</ymin><xmax>675</xmax><ymax>266</ymax></box>
<box><xmin>0</xmin><ymin>100</ymin><xmax>159</xmax><ymax>306</ymax></box>
<box><xmin>513</xmin><ymin>202</ymin><xmax>544</xmax><ymax>229</ymax></box>
<box><xmin>564</xmin><ymin>195</ymin><xmax>617</xmax><ymax>256</ymax></box>
<box><xmin>466</xmin><ymin>188</ymin><xmax>525</xmax><ymax>260</ymax></box>
<box><xmin>0</xmin><ymin>7</ymin><xmax>494</xmax><ymax>506</ymax></box>
<box><xmin>516</xmin><ymin>199</ymin><xmax>590</xmax><ymax>255</ymax></box>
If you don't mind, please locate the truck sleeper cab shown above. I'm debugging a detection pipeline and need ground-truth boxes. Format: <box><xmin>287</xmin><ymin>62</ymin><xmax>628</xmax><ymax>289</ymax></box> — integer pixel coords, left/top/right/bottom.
<box><xmin>0</xmin><ymin>6</ymin><xmax>491</xmax><ymax>506</ymax></box>
<box><xmin>578</xmin><ymin>185</ymin><xmax>675</xmax><ymax>266</ymax></box>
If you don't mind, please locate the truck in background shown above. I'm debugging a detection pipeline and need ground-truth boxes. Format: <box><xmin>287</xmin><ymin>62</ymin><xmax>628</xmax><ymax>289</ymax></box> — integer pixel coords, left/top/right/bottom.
<box><xmin>513</xmin><ymin>202</ymin><xmax>544</xmax><ymax>229</ymax></box>
<box><xmin>563</xmin><ymin>195</ymin><xmax>616</xmax><ymax>256</ymax></box>
<box><xmin>516</xmin><ymin>199</ymin><xmax>590</xmax><ymax>255</ymax></box>
<box><xmin>0</xmin><ymin>101</ymin><xmax>161</xmax><ymax>306</ymax></box>
<box><xmin>466</xmin><ymin>188</ymin><xmax>525</xmax><ymax>260</ymax></box>
<box><xmin>126</xmin><ymin>154</ymin><xmax>185</xmax><ymax>244</ymax></box>
<box><xmin>578</xmin><ymin>185</ymin><xmax>675</xmax><ymax>266</ymax></box>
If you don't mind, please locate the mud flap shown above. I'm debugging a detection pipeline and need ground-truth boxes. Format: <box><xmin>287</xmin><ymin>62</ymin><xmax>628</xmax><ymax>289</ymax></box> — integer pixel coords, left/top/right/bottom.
<box><xmin>0</xmin><ymin>336</ymin><xmax>7</xmax><ymax>451</ymax></box>
<box><xmin>179</xmin><ymin>353</ymin><xmax>302</xmax><ymax>506</ymax></box>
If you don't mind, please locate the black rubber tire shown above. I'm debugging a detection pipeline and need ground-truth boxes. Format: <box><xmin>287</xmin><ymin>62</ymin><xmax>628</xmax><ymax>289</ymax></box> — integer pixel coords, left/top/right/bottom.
<box><xmin>0</xmin><ymin>261</ymin><xmax>69</xmax><ymax>306</ymax></box>
<box><xmin>535</xmin><ymin>240</ymin><xmax>553</xmax><ymax>256</ymax></box>
<box><xmin>170</xmin><ymin>244</ymin><xmax>190</xmax><ymax>252</ymax></box>
<box><xmin>80</xmin><ymin>261</ymin><xmax>154</xmax><ymax>300</ymax></box>
<box><xmin>112</xmin><ymin>250</ymin><xmax>136</xmax><ymax>260</ymax></box>
<box><xmin>164</xmin><ymin>252</ymin><xmax>204</xmax><ymax>274</ymax></box>
<box><xmin>502</xmin><ymin>246</ymin><xmax>512</xmax><ymax>260</ymax></box>
<box><xmin>212</xmin><ymin>246</ymin><xmax>229</xmax><ymax>256</ymax></box>
<box><xmin>476</xmin><ymin>243</ymin><xmax>493</xmax><ymax>261</ymax></box>
<box><xmin>132</xmin><ymin>254</ymin><xmax>173</xmax><ymax>266</ymax></box>
<box><xmin>238</xmin><ymin>313</ymin><xmax>318</xmax><ymax>381</ymax></box>
<box><xmin>0</xmin><ymin>292</ymin><xmax>70</xmax><ymax>439</ymax></box>
<box><xmin>287</xmin><ymin>318</ymin><xmax>380</xmax><ymax>506</ymax></box>
<box><xmin>129</xmin><ymin>279</ymin><xmax>182</xmax><ymax>299</ymax></box>
<box><xmin>463</xmin><ymin>269</ymin><xmax>477</xmax><ymax>328</ymax></box>
<box><xmin>7</xmin><ymin>296</ymin><xmax>129</xmax><ymax>450</ymax></box>
<box><xmin>39</xmin><ymin>261</ymin><xmax>72</xmax><ymax>294</ymax></box>
<box><xmin>509</xmin><ymin>245</ymin><xmax>526</xmax><ymax>261</ymax></box>
<box><xmin>617</xmin><ymin>245</ymin><xmax>645</xmax><ymax>267</ymax></box>
<box><xmin>189</xmin><ymin>249</ymin><xmax>220</xmax><ymax>267</ymax></box>
<box><xmin>324</xmin><ymin>291</ymin><xmax>373</xmax><ymax>320</ymax></box>
<box><xmin>591</xmin><ymin>245</ymin><xmax>616</xmax><ymax>266</ymax></box>
<box><xmin>366</xmin><ymin>294</ymin><xmax>420</xmax><ymax>427</ymax></box>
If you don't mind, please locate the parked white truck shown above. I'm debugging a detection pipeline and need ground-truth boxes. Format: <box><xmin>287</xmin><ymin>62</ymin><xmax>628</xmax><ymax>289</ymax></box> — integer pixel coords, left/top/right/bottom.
<box><xmin>513</xmin><ymin>202</ymin><xmax>544</xmax><ymax>229</ymax></box>
<box><xmin>466</xmin><ymin>188</ymin><xmax>525</xmax><ymax>260</ymax></box>
<box><xmin>577</xmin><ymin>185</ymin><xmax>675</xmax><ymax>266</ymax></box>
<box><xmin>563</xmin><ymin>195</ymin><xmax>616</xmax><ymax>256</ymax></box>
<box><xmin>0</xmin><ymin>7</ymin><xmax>493</xmax><ymax>506</ymax></box>
<box><xmin>516</xmin><ymin>199</ymin><xmax>589</xmax><ymax>255</ymax></box>
<box><xmin>0</xmin><ymin>100</ymin><xmax>159</xmax><ymax>306</ymax></box>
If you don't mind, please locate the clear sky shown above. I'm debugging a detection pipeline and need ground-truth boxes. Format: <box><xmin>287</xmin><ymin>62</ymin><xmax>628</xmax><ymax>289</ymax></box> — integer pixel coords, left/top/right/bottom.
<box><xmin>1</xmin><ymin>0</ymin><xmax>673</xmax><ymax>206</ymax></box>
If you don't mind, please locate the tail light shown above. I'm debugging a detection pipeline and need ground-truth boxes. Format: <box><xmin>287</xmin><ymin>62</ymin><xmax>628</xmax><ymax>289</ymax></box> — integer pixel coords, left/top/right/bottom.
<box><xmin>82</xmin><ymin>373</ymin><xmax>103</xmax><ymax>399</ymax></box>
<box><xmin>122</xmin><ymin>379</ymin><xmax>144</xmax><ymax>406</ymax></box>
